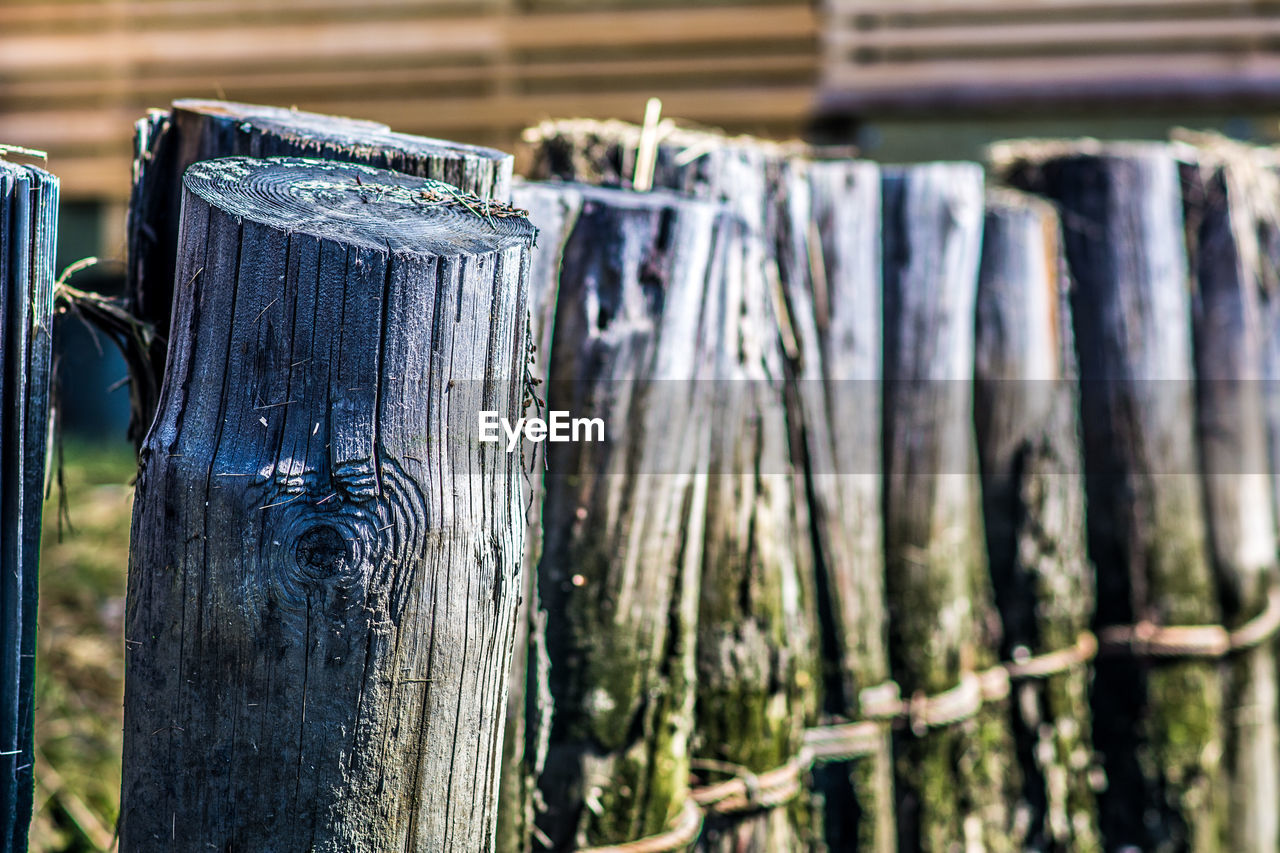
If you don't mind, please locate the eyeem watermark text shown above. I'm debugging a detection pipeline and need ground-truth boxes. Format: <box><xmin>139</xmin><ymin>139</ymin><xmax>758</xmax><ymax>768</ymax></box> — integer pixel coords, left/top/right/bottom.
<box><xmin>479</xmin><ymin>411</ymin><xmax>605</xmax><ymax>451</ymax></box>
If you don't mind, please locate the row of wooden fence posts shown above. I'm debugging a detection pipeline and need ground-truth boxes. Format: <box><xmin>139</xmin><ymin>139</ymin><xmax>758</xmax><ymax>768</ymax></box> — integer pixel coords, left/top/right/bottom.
<box><xmin>8</xmin><ymin>99</ymin><xmax>1280</xmax><ymax>853</ymax></box>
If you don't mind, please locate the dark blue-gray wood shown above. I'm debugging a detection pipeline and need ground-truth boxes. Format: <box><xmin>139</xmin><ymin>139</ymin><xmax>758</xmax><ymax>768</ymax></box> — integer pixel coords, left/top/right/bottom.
<box><xmin>1178</xmin><ymin>146</ymin><xmax>1280</xmax><ymax>853</ymax></box>
<box><xmin>974</xmin><ymin>189</ymin><xmax>1099</xmax><ymax>852</ymax></box>
<box><xmin>520</xmin><ymin>185</ymin><xmax>721</xmax><ymax>849</ymax></box>
<box><xmin>125</xmin><ymin>99</ymin><xmax>515</xmax><ymax>447</ymax></box>
<box><xmin>120</xmin><ymin>157</ymin><xmax>533</xmax><ymax>852</ymax></box>
<box><xmin>999</xmin><ymin>142</ymin><xmax>1222</xmax><ymax>851</ymax></box>
<box><xmin>0</xmin><ymin>159</ymin><xmax>58</xmax><ymax>853</ymax></box>
<box><xmin>881</xmin><ymin>162</ymin><xmax>1018</xmax><ymax>852</ymax></box>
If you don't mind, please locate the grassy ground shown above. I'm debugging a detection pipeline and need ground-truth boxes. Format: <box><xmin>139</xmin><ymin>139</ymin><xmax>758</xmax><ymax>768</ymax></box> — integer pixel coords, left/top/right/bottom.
<box><xmin>29</xmin><ymin>442</ymin><xmax>136</xmax><ymax>853</ymax></box>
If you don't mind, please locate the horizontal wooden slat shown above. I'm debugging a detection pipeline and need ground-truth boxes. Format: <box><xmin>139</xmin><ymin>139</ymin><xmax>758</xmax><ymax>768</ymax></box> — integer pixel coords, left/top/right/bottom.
<box><xmin>829</xmin><ymin>17</ymin><xmax>1280</xmax><ymax>54</ymax></box>
<box><xmin>0</xmin><ymin>7</ymin><xmax>814</xmax><ymax>71</ymax></box>
<box><xmin>819</xmin><ymin>0</ymin><xmax>1280</xmax><ymax>116</ymax></box>
<box><xmin>2</xmin><ymin>54</ymin><xmax>815</xmax><ymax>105</ymax></box>
<box><xmin>820</xmin><ymin>52</ymin><xmax>1280</xmax><ymax>112</ymax></box>
<box><xmin>828</xmin><ymin>0</ymin><xmax>1270</xmax><ymax>19</ymax></box>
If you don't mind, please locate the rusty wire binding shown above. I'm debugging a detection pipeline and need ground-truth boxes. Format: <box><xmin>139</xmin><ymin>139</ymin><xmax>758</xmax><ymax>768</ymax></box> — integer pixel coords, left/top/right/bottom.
<box><xmin>579</xmin><ymin>584</ymin><xmax>1280</xmax><ymax>853</ymax></box>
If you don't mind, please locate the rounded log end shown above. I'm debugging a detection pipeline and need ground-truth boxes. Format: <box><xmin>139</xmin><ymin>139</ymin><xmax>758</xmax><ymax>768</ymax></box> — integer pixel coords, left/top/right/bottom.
<box><xmin>172</xmin><ymin>97</ymin><xmax>389</xmax><ymax>133</ymax></box>
<box><xmin>182</xmin><ymin>156</ymin><xmax>534</xmax><ymax>255</ymax></box>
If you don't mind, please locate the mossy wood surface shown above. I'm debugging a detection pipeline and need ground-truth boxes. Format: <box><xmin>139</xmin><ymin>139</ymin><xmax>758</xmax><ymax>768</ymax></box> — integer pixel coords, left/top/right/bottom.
<box><xmin>1002</xmin><ymin>144</ymin><xmax>1223</xmax><ymax>851</ymax></box>
<box><xmin>1179</xmin><ymin>151</ymin><xmax>1279</xmax><ymax>853</ymax></box>
<box><xmin>0</xmin><ymin>159</ymin><xmax>57</xmax><ymax>853</ymax></box>
<box><xmin>121</xmin><ymin>157</ymin><xmax>533</xmax><ymax>851</ymax></box>
<box><xmin>531</xmin><ymin>187</ymin><xmax>719</xmax><ymax>850</ymax></box>
<box><xmin>126</xmin><ymin>99</ymin><xmax>514</xmax><ymax>445</ymax></box>
<box><xmin>495</xmin><ymin>182</ymin><xmax>584</xmax><ymax>853</ymax></box>
<box><xmin>974</xmin><ymin>190</ymin><xmax>1100</xmax><ymax>852</ymax></box>
<box><xmin>882</xmin><ymin>163</ymin><xmax>1018</xmax><ymax>853</ymax></box>
<box><xmin>775</xmin><ymin>157</ymin><xmax>894</xmax><ymax>853</ymax></box>
<box><xmin>529</xmin><ymin>122</ymin><xmax>818</xmax><ymax>852</ymax></box>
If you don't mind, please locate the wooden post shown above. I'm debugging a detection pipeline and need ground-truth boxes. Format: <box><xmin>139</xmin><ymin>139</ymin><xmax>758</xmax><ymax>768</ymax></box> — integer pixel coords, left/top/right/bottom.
<box><xmin>525</xmin><ymin>120</ymin><xmax>819</xmax><ymax>851</ymax></box>
<box><xmin>695</xmin><ymin>186</ymin><xmax>815</xmax><ymax>853</ymax></box>
<box><xmin>974</xmin><ymin>189</ymin><xmax>1100</xmax><ymax>852</ymax></box>
<box><xmin>997</xmin><ymin>141</ymin><xmax>1223</xmax><ymax>850</ymax></box>
<box><xmin>120</xmin><ymin>157</ymin><xmax>534</xmax><ymax>851</ymax></box>
<box><xmin>496</xmin><ymin>181</ymin><xmax>583</xmax><ymax>853</ymax></box>
<box><xmin>126</xmin><ymin>99</ymin><xmax>514</xmax><ymax>446</ymax></box>
<box><xmin>776</xmin><ymin>156</ymin><xmax>894</xmax><ymax>852</ymax></box>
<box><xmin>1176</xmin><ymin>139</ymin><xmax>1280</xmax><ymax>853</ymax></box>
<box><xmin>0</xmin><ymin>158</ymin><xmax>57</xmax><ymax>853</ymax></box>
<box><xmin>528</xmin><ymin>185</ymin><xmax>719</xmax><ymax>849</ymax></box>
<box><xmin>881</xmin><ymin>162</ymin><xmax>1018</xmax><ymax>852</ymax></box>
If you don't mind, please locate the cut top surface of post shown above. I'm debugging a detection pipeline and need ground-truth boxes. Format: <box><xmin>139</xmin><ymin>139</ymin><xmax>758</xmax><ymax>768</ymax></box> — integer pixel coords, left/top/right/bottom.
<box><xmin>174</xmin><ymin>99</ymin><xmax>514</xmax><ymax>192</ymax></box>
<box><xmin>183</xmin><ymin>156</ymin><xmax>534</xmax><ymax>255</ymax></box>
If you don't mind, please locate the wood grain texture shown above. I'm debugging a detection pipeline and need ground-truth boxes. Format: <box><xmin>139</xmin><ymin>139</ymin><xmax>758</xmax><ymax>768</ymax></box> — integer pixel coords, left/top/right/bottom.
<box><xmin>120</xmin><ymin>157</ymin><xmax>533</xmax><ymax>852</ymax></box>
<box><xmin>0</xmin><ymin>159</ymin><xmax>58</xmax><ymax>853</ymax></box>
<box><xmin>527</xmin><ymin>121</ymin><xmax>819</xmax><ymax>852</ymax></box>
<box><xmin>1178</xmin><ymin>146</ymin><xmax>1280</xmax><ymax>853</ymax></box>
<box><xmin>126</xmin><ymin>99</ymin><xmax>514</xmax><ymax>446</ymax></box>
<box><xmin>530</xmin><ymin>186</ymin><xmax>720</xmax><ymax>849</ymax></box>
<box><xmin>974</xmin><ymin>189</ymin><xmax>1099</xmax><ymax>853</ymax></box>
<box><xmin>775</xmin><ymin>156</ymin><xmax>893</xmax><ymax>853</ymax></box>
<box><xmin>496</xmin><ymin>181</ymin><xmax>583</xmax><ymax>853</ymax></box>
<box><xmin>1000</xmin><ymin>142</ymin><xmax>1223</xmax><ymax>851</ymax></box>
<box><xmin>881</xmin><ymin>162</ymin><xmax>1018</xmax><ymax>853</ymax></box>
<box><xmin>695</xmin><ymin>184</ymin><xmax>814</xmax><ymax>853</ymax></box>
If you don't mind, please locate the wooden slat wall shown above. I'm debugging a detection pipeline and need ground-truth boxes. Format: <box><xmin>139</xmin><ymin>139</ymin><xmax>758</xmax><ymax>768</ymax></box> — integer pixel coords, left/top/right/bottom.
<box><xmin>820</xmin><ymin>0</ymin><xmax>1280</xmax><ymax>115</ymax></box>
<box><xmin>0</xmin><ymin>0</ymin><xmax>818</xmax><ymax>200</ymax></box>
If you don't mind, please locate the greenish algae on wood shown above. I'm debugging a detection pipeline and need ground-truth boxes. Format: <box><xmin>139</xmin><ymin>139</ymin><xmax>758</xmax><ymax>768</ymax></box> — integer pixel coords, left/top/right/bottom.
<box><xmin>1176</xmin><ymin>136</ymin><xmax>1280</xmax><ymax>853</ymax></box>
<box><xmin>997</xmin><ymin>141</ymin><xmax>1224</xmax><ymax>852</ymax></box>
<box><xmin>882</xmin><ymin>162</ymin><xmax>1019</xmax><ymax>853</ymax></box>
<box><xmin>530</xmin><ymin>186</ymin><xmax>722</xmax><ymax>850</ymax></box>
<box><xmin>975</xmin><ymin>189</ymin><xmax>1100</xmax><ymax>852</ymax></box>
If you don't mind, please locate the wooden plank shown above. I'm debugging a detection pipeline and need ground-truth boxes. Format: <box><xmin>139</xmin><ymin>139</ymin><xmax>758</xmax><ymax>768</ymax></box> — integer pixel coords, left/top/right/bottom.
<box><xmin>818</xmin><ymin>54</ymin><xmax>1280</xmax><ymax>113</ymax></box>
<box><xmin>0</xmin><ymin>6</ymin><xmax>815</xmax><ymax>72</ymax></box>
<box><xmin>120</xmin><ymin>157</ymin><xmax>534</xmax><ymax>850</ymax></box>
<box><xmin>827</xmin><ymin>0</ymin><xmax>1267</xmax><ymax>20</ymax></box>
<box><xmin>828</xmin><ymin>17</ymin><xmax>1280</xmax><ymax>53</ymax></box>
<box><xmin>0</xmin><ymin>159</ymin><xmax>58</xmax><ymax>853</ymax></box>
<box><xmin>0</xmin><ymin>54</ymin><xmax>816</xmax><ymax>105</ymax></box>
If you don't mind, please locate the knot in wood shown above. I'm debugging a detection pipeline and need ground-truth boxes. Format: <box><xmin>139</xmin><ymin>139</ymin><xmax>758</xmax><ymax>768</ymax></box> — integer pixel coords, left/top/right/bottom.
<box><xmin>294</xmin><ymin>525</ymin><xmax>349</xmax><ymax>582</ymax></box>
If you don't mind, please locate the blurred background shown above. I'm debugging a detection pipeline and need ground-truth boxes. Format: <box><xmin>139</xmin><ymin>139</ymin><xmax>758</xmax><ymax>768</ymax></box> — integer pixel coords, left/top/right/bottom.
<box><xmin>3</xmin><ymin>1</ymin><xmax>1280</xmax><ymax>849</ymax></box>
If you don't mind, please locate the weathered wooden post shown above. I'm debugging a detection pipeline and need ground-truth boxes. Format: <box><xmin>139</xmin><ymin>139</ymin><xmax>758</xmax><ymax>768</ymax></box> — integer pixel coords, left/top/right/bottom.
<box><xmin>528</xmin><ymin>185</ymin><xmax>720</xmax><ymax>849</ymax></box>
<box><xmin>126</xmin><ymin>99</ymin><xmax>514</xmax><ymax>445</ymax></box>
<box><xmin>974</xmin><ymin>189</ymin><xmax>1100</xmax><ymax>852</ymax></box>
<box><xmin>1176</xmin><ymin>137</ymin><xmax>1280</xmax><ymax>853</ymax></box>
<box><xmin>120</xmin><ymin>157</ymin><xmax>534</xmax><ymax>851</ymax></box>
<box><xmin>0</xmin><ymin>156</ymin><xmax>58</xmax><ymax>853</ymax></box>
<box><xmin>997</xmin><ymin>141</ymin><xmax>1223</xmax><ymax>850</ymax></box>
<box><xmin>775</xmin><ymin>156</ymin><xmax>894</xmax><ymax>852</ymax></box>
<box><xmin>881</xmin><ymin>162</ymin><xmax>1018</xmax><ymax>852</ymax></box>
<box><xmin>527</xmin><ymin>119</ymin><xmax>819</xmax><ymax>852</ymax></box>
<box><xmin>495</xmin><ymin>181</ymin><xmax>582</xmax><ymax>853</ymax></box>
